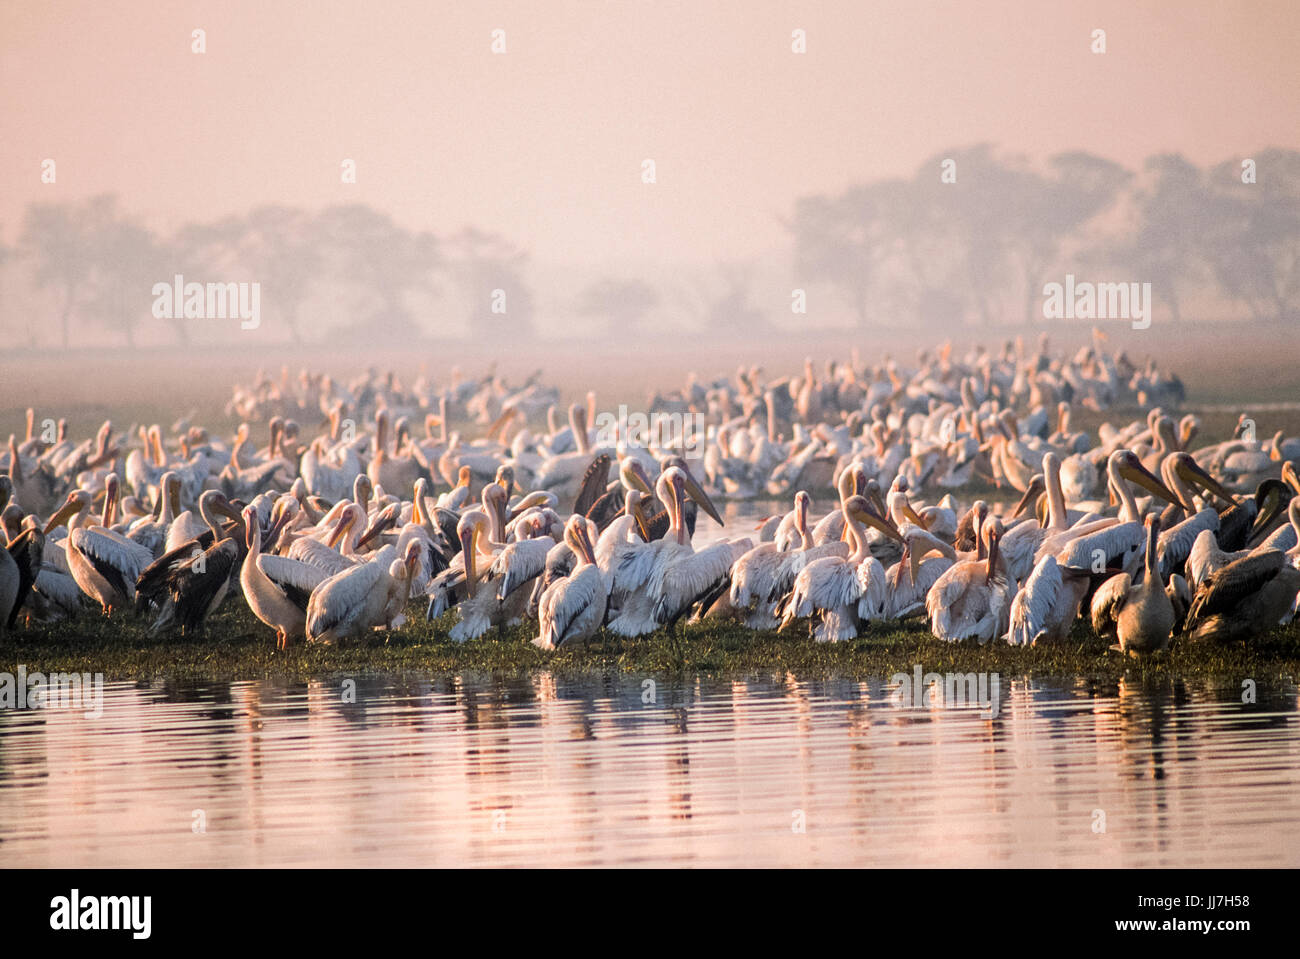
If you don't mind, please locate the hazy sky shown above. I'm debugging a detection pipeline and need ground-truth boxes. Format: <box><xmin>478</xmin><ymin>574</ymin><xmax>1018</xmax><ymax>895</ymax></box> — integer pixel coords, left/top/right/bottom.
<box><xmin>3</xmin><ymin>0</ymin><xmax>1297</xmax><ymax>270</ymax></box>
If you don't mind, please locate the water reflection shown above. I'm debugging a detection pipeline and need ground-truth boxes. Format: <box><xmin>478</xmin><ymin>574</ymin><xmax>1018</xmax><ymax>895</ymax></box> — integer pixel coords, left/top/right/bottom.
<box><xmin>0</xmin><ymin>672</ymin><xmax>1296</xmax><ymax>866</ymax></box>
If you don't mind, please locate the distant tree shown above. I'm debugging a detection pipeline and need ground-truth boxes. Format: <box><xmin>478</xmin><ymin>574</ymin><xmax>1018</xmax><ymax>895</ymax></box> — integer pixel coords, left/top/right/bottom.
<box><xmin>1109</xmin><ymin>154</ymin><xmax>1210</xmax><ymax>323</ymax></box>
<box><xmin>231</xmin><ymin>205</ymin><xmax>323</xmax><ymax>342</ymax></box>
<box><xmin>85</xmin><ymin>211</ymin><xmax>160</xmax><ymax>346</ymax></box>
<box><xmin>317</xmin><ymin>205</ymin><xmax>440</xmax><ymax>340</ymax></box>
<box><xmin>1008</xmin><ymin>151</ymin><xmax>1131</xmax><ymax>324</ymax></box>
<box><xmin>162</xmin><ymin>217</ymin><xmax>247</xmax><ymax>345</ymax></box>
<box><xmin>672</xmin><ymin>263</ymin><xmax>768</xmax><ymax>335</ymax></box>
<box><xmin>1204</xmin><ymin>149</ymin><xmax>1300</xmax><ymax>323</ymax></box>
<box><xmin>19</xmin><ymin>195</ymin><xmax>120</xmax><ymax>349</ymax></box>
<box><xmin>446</xmin><ymin>226</ymin><xmax>535</xmax><ymax>339</ymax></box>
<box><xmin>788</xmin><ymin>179</ymin><xmax>907</xmax><ymax>327</ymax></box>
<box><xmin>576</xmin><ymin>277</ymin><xmax>659</xmax><ymax>335</ymax></box>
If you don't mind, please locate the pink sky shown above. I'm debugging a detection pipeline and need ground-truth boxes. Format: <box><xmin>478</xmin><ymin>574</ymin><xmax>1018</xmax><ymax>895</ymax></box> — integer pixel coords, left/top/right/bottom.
<box><xmin>2</xmin><ymin>0</ymin><xmax>1297</xmax><ymax>269</ymax></box>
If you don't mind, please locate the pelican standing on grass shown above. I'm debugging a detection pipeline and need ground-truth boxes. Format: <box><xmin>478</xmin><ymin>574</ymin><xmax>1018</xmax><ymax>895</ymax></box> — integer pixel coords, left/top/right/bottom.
<box><xmin>1089</xmin><ymin>514</ymin><xmax>1175</xmax><ymax>657</ymax></box>
<box><xmin>533</xmin><ymin>516</ymin><xmax>608</xmax><ymax>650</ymax></box>
<box><xmin>926</xmin><ymin>519</ymin><xmax>1013</xmax><ymax>644</ymax></box>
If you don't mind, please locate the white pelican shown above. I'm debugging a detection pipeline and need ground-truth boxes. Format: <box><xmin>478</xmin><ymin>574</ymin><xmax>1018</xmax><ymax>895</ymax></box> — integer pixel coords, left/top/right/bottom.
<box><xmin>1051</xmin><ymin>450</ymin><xmax>1178</xmax><ymax>576</ymax></box>
<box><xmin>729</xmin><ymin>491</ymin><xmax>849</xmax><ymax>629</ymax></box>
<box><xmin>533</xmin><ymin>516</ymin><xmax>608</xmax><ymax>650</ymax></box>
<box><xmin>1182</xmin><ymin>549</ymin><xmax>1300</xmax><ymax>644</ymax></box>
<box><xmin>306</xmin><ymin>541</ymin><xmax>420</xmax><ymax>644</ymax></box>
<box><xmin>779</xmin><ymin>495</ymin><xmax>901</xmax><ymax>642</ymax></box>
<box><xmin>1090</xmin><ymin>514</ymin><xmax>1175</xmax><ymax>657</ymax></box>
<box><xmin>141</xmin><ymin>493</ymin><xmax>249</xmax><ymax>635</ymax></box>
<box><xmin>44</xmin><ymin>487</ymin><xmax>154</xmax><ymax>615</ymax></box>
<box><xmin>883</xmin><ymin>527</ymin><xmax>957</xmax><ymax>621</ymax></box>
<box><xmin>926</xmin><ymin>519</ymin><xmax>1014</xmax><ymax>644</ymax></box>
<box><xmin>240</xmin><ymin>505</ymin><xmax>326</xmax><ymax>648</ymax></box>
<box><xmin>608</xmin><ymin>467</ymin><xmax>747</xmax><ymax>638</ymax></box>
<box><xmin>442</xmin><ymin>502</ymin><xmax>531</xmax><ymax>642</ymax></box>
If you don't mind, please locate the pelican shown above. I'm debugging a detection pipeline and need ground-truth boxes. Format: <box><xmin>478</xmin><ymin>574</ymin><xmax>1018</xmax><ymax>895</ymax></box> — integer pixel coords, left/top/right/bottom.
<box><xmin>779</xmin><ymin>495</ymin><xmax>902</xmax><ymax>642</ymax></box>
<box><xmin>135</xmin><ymin>490</ymin><xmax>245</xmax><ymax>616</ymax></box>
<box><xmin>1052</xmin><ymin>450</ymin><xmax>1178</xmax><ymax>576</ymax></box>
<box><xmin>44</xmin><ymin>486</ymin><xmax>154</xmax><ymax>615</ymax></box>
<box><xmin>1088</xmin><ymin>514</ymin><xmax>1175</xmax><ymax>657</ymax></box>
<box><xmin>884</xmin><ymin>526</ymin><xmax>957</xmax><ymax>621</ymax></box>
<box><xmin>240</xmin><ymin>505</ymin><xmax>326</xmax><ymax>648</ymax></box>
<box><xmin>729</xmin><ymin>491</ymin><xmax>849</xmax><ymax>629</ymax></box>
<box><xmin>926</xmin><ymin>519</ymin><xmax>1013</xmax><ymax>644</ymax></box>
<box><xmin>608</xmin><ymin>467</ymin><xmax>746</xmax><ymax>638</ymax></box>
<box><xmin>441</xmin><ymin>501</ymin><xmax>532</xmax><ymax>642</ymax></box>
<box><xmin>1182</xmin><ymin>549</ymin><xmax>1300</xmax><ymax>644</ymax></box>
<box><xmin>533</xmin><ymin>516</ymin><xmax>608</xmax><ymax>649</ymax></box>
<box><xmin>306</xmin><ymin>541</ymin><xmax>420</xmax><ymax>643</ymax></box>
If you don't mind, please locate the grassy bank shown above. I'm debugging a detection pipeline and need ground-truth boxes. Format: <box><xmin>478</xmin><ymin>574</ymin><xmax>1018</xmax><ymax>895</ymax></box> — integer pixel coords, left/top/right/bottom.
<box><xmin>4</xmin><ymin>601</ymin><xmax>1300</xmax><ymax>683</ymax></box>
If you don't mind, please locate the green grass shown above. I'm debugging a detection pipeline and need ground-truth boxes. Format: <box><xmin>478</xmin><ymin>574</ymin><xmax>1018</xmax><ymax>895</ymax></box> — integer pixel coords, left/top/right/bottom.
<box><xmin>4</xmin><ymin>600</ymin><xmax>1300</xmax><ymax>683</ymax></box>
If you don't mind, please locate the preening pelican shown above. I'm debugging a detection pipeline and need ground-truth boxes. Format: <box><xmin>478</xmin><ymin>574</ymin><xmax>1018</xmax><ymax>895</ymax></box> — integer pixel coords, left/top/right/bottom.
<box><xmin>1182</xmin><ymin>549</ymin><xmax>1300</xmax><ymax>644</ymax></box>
<box><xmin>533</xmin><ymin>516</ymin><xmax>608</xmax><ymax>650</ymax></box>
<box><xmin>780</xmin><ymin>494</ymin><xmax>901</xmax><ymax>642</ymax></box>
<box><xmin>730</xmin><ymin>491</ymin><xmax>849</xmax><ymax>629</ymax></box>
<box><xmin>926</xmin><ymin>519</ymin><xmax>1014</xmax><ymax>644</ymax></box>
<box><xmin>306</xmin><ymin>541</ymin><xmax>420</xmax><ymax>643</ymax></box>
<box><xmin>608</xmin><ymin>467</ymin><xmax>745</xmax><ymax>638</ymax></box>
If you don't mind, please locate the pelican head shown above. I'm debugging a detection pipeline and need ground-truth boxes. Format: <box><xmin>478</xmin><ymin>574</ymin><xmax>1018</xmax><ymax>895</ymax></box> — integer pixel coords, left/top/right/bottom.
<box><xmin>44</xmin><ymin>489</ymin><xmax>92</xmax><ymax>533</ymax></box>
<box><xmin>495</xmin><ymin>465</ymin><xmax>515</xmax><ymax>503</ymax></box>
<box><xmin>658</xmin><ymin>457</ymin><xmax>722</xmax><ymax>526</ymax></box>
<box><xmin>357</xmin><ymin>502</ymin><xmax>402</xmax><ymax>549</ymax></box>
<box><xmin>1110</xmin><ymin>449</ymin><xmax>1178</xmax><ymax>504</ymax></box>
<box><xmin>624</xmin><ymin>488</ymin><xmax>651</xmax><ymax>541</ymax></box>
<box><xmin>1012</xmin><ymin>473</ymin><xmax>1046</xmax><ymax>520</ymax></box>
<box><xmin>1281</xmin><ymin>461</ymin><xmax>1299</xmax><ymax>496</ymax></box>
<box><xmin>1167</xmin><ymin>451</ymin><xmax>1237</xmax><ymax>508</ymax></box>
<box><xmin>843</xmin><ymin>494</ymin><xmax>904</xmax><ymax>544</ymax></box>
<box><xmin>620</xmin><ymin>457</ymin><xmax>655</xmax><ymax>497</ymax></box>
<box><xmin>564</xmin><ymin>514</ymin><xmax>598</xmax><ymax>566</ymax></box>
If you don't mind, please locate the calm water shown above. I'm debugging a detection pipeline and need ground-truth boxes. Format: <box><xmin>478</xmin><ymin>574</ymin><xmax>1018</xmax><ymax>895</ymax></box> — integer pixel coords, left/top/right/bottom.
<box><xmin>2</xmin><ymin>671</ymin><xmax>1298</xmax><ymax>867</ymax></box>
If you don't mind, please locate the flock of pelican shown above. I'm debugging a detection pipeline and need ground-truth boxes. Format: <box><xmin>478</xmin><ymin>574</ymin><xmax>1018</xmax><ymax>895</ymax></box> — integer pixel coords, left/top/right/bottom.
<box><xmin>2</xmin><ymin>331</ymin><xmax>1298</xmax><ymax>658</ymax></box>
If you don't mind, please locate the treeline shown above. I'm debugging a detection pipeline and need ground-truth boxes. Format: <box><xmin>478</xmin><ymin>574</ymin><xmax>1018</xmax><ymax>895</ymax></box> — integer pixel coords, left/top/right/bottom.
<box><xmin>790</xmin><ymin>146</ymin><xmax>1300</xmax><ymax>327</ymax></box>
<box><xmin>1</xmin><ymin>146</ymin><xmax>1297</xmax><ymax>347</ymax></box>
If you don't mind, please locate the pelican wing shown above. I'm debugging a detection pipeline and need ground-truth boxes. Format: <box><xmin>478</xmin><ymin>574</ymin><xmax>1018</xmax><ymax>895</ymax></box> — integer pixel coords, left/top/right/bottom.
<box><xmin>491</xmin><ymin>537</ymin><xmax>552</xmax><ymax>601</ymax></box>
<box><xmin>257</xmin><ymin>554</ymin><xmax>330</xmax><ymax>611</ymax></box>
<box><xmin>1088</xmin><ymin>570</ymin><xmax>1132</xmax><ymax>639</ymax></box>
<box><xmin>1007</xmin><ymin>555</ymin><xmax>1063</xmax><ymax>646</ymax></box>
<box><xmin>653</xmin><ymin>542</ymin><xmax>736</xmax><ymax>625</ymax></box>
<box><xmin>72</xmin><ymin>527</ymin><xmax>153</xmax><ymax>601</ymax></box>
<box><xmin>307</xmin><ymin>561</ymin><xmax>386</xmax><ymax>640</ymax></box>
<box><xmin>1187</xmin><ymin>549</ymin><xmax>1286</xmax><ymax>624</ymax></box>
<box><xmin>539</xmin><ymin>565</ymin><xmax>607</xmax><ymax>647</ymax></box>
<box><xmin>1056</xmin><ymin>521</ymin><xmax>1142</xmax><ymax>572</ymax></box>
<box><xmin>288</xmin><ymin>537</ymin><xmax>356</xmax><ymax>576</ymax></box>
<box><xmin>1157</xmin><ymin>508</ymin><xmax>1218</xmax><ymax>578</ymax></box>
<box><xmin>855</xmin><ymin>556</ymin><xmax>888</xmax><ymax>621</ymax></box>
<box><xmin>572</xmin><ymin>454</ymin><xmax>612</xmax><ymax>517</ymax></box>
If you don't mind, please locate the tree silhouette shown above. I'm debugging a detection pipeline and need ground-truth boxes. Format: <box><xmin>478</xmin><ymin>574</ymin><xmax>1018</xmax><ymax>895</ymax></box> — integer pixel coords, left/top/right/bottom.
<box><xmin>1111</xmin><ymin>154</ymin><xmax>1210</xmax><ymax>323</ymax></box>
<box><xmin>230</xmin><ymin>205</ymin><xmax>323</xmax><ymax>343</ymax></box>
<box><xmin>446</xmin><ymin>226</ymin><xmax>535</xmax><ymax>339</ymax></box>
<box><xmin>576</xmin><ymin>277</ymin><xmax>659</xmax><ymax>335</ymax></box>
<box><xmin>85</xmin><ymin>209</ymin><xmax>160</xmax><ymax>347</ymax></box>
<box><xmin>19</xmin><ymin>195</ymin><xmax>121</xmax><ymax>349</ymax></box>
<box><xmin>789</xmin><ymin>179</ymin><xmax>908</xmax><ymax>327</ymax></box>
<box><xmin>1204</xmin><ymin>149</ymin><xmax>1300</xmax><ymax>323</ymax></box>
<box><xmin>317</xmin><ymin>205</ymin><xmax>440</xmax><ymax>341</ymax></box>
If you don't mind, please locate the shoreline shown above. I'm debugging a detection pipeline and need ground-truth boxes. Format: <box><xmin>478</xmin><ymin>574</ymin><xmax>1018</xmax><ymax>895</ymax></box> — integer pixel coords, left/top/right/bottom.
<box><xmin>5</xmin><ymin>604</ymin><xmax>1299</xmax><ymax>684</ymax></box>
